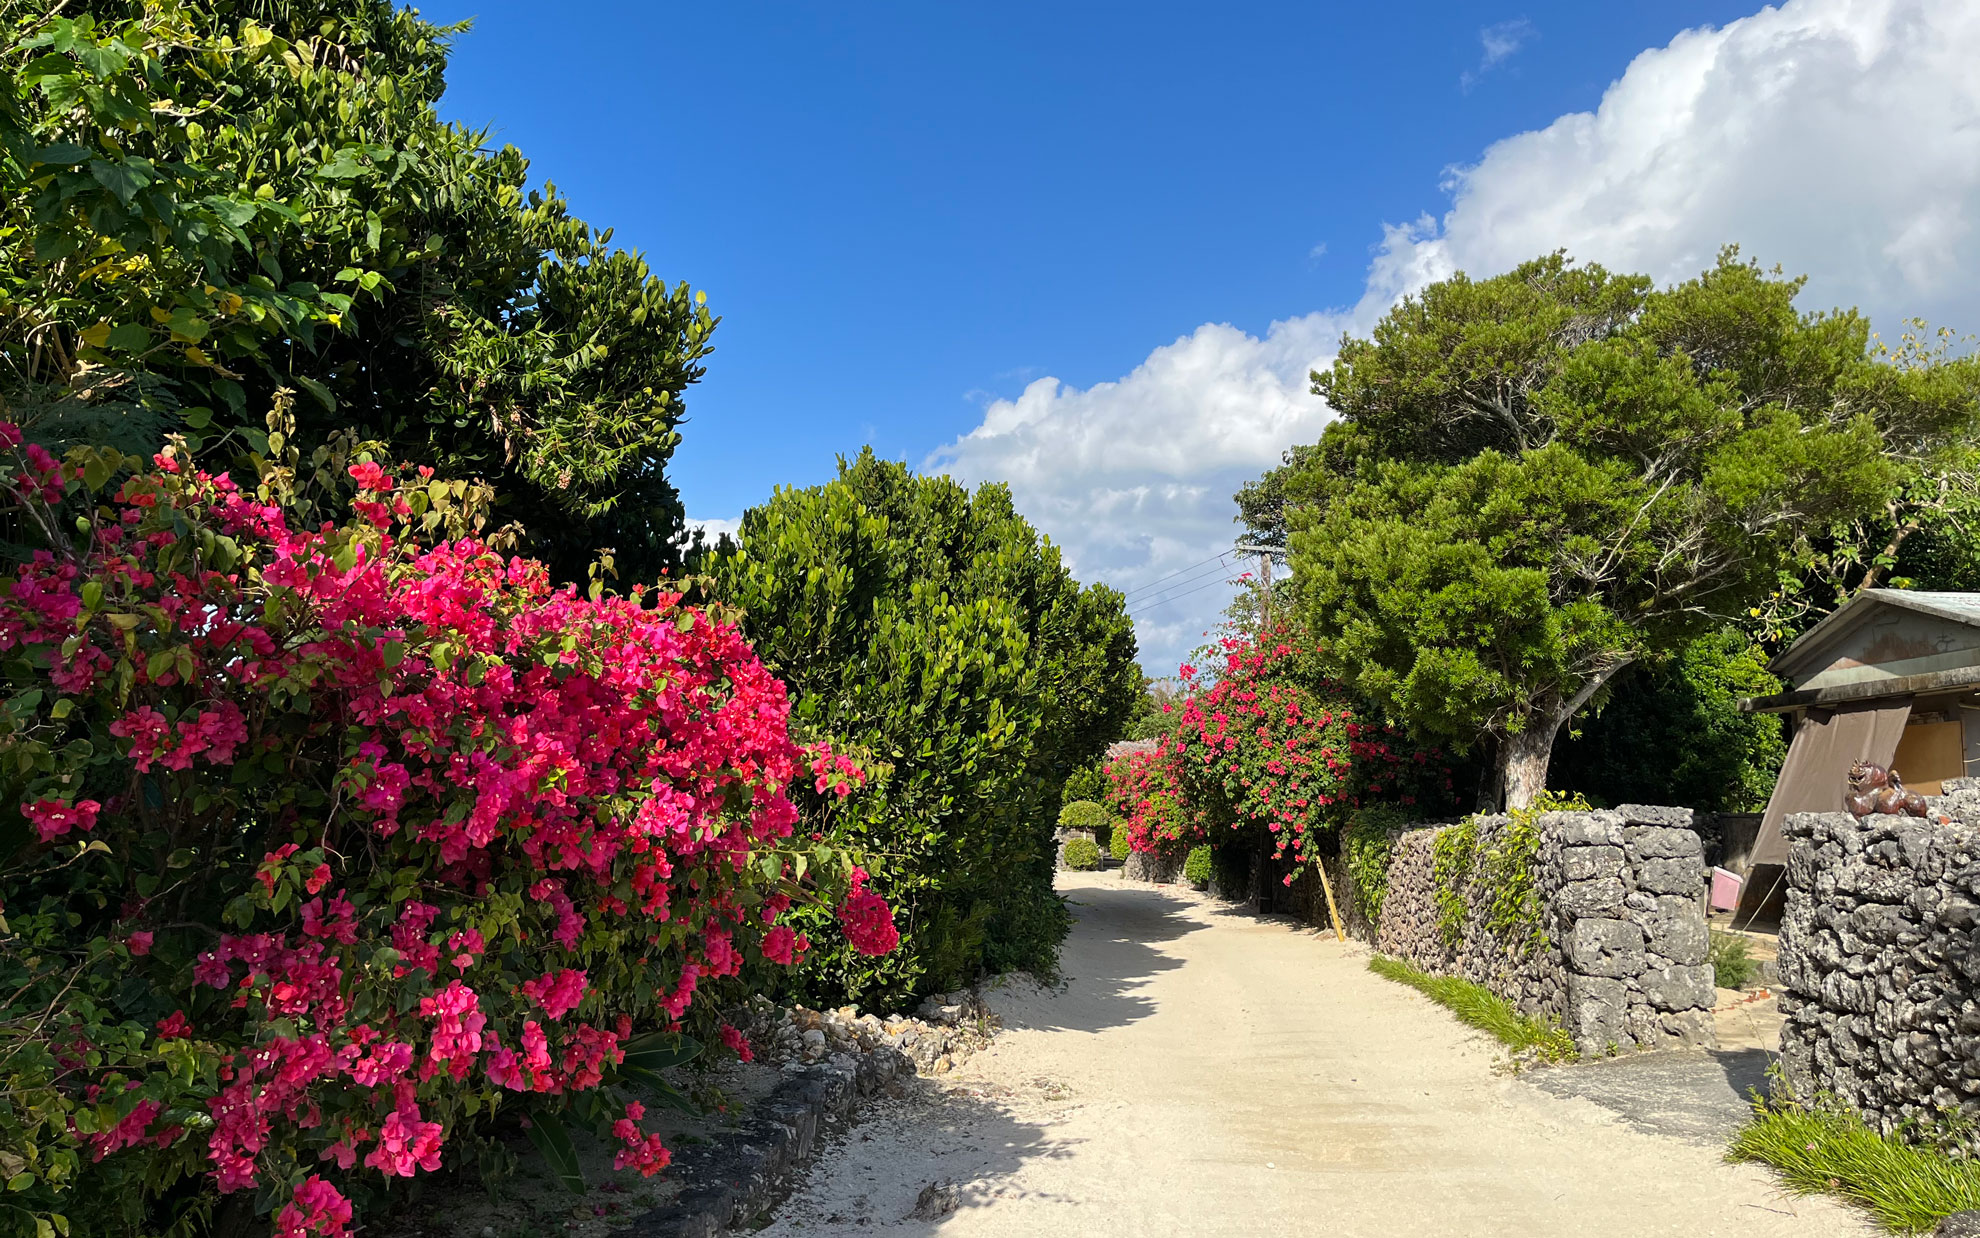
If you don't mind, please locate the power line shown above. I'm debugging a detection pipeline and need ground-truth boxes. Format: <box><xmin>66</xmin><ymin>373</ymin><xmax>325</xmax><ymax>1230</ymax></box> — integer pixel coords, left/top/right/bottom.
<box><xmin>1117</xmin><ymin>551</ymin><xmax>1232</xmax><ymax>600</ymax></box>
<box><xmin>1121</xmin><ymin>560</ymin><xmax>1234</xmax><ymax>606</ymax></box>
<box><xmin>1129</xmin><ymin>574</ymin><xmax>1240</xmax><ymax>618</ymax></box>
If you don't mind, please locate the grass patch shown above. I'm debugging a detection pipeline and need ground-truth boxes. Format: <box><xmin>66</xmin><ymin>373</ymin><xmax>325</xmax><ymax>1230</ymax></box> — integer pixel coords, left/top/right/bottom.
<box><xmin>1729</xmin><ymin>1099</ymin><xmax>1980</xmax><ymax>1233</ymax></box>
<box><xmin>1710</xmin><ymin>929</ymin><xmax>1759</xmax><ymax>990</ymax></box>
<box><xmin>1367</xmin><ymin>955</ymin><xmax>1575</xmax><ymax>1062</ymax></box>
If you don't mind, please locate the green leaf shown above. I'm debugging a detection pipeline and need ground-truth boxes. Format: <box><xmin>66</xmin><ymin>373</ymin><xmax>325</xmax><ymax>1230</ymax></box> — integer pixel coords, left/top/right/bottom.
<box><xmin>34</xmin><ymin>142</ymin><xmax>89</xmax><ymax>165</ymax></box>
<box><xmin>89</xmin><ymin>158</ymin><xmax>150</xmax><ymax>205</ymax></box>
<box><xmin>618</xmin><ymin>1031</ymin><xmax>702</xmax><ymax>1078</ymax></box>
<box><xmin>292</xmin><ymin>373</ymin><xmax>336</xmax><ymax>411</ymax></box>
<box><xmin>76</xmin><ymin>43</ymin><xmax>127</xmax><ymax>78</ymax></box>
<box><xmin>316</xmin><ymin>148</ymin><xmax>368</xmax><ymax>179</ymax></box>
<box><xmin>204</xmin><ymin>196</ymin><xmax>258</xmax><ymax>229</ymax></box>
<box><xmin>521</xmin><ymin>1112</ymin><xmax>586</xmax><ymax>1194</ymax></box>
<box><xmin>106</xmin><ymin>323</ymin><xmax>150</xmax><ymax>353</ymax></box>
<box><xmin>166</xmin><ymin>307</ymin><xmax>208</xmax><ymax>341</ymax></box>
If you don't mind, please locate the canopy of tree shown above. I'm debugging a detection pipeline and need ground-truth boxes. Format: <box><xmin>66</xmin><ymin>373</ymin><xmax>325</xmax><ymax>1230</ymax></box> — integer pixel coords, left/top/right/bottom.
<box><xmin>3</xmin><ymin>1</ymin><xmax>714</xmax><ymax>580</ymax></box>
<box><xmin>1280</xmin><ymin>250</ymin><xmax>1980</xmax><ymax>808</ymax></box>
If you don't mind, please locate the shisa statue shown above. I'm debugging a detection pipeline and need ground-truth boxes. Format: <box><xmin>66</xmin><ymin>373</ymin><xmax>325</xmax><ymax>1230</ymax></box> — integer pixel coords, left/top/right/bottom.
<box><xmin>1844</xmin><ymin>761</ymin><xmax>1928</xmax><ymax>818</ymax></box>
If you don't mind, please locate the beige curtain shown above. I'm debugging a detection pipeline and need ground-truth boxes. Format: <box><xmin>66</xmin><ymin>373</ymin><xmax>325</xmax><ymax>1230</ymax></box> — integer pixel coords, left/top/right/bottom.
<box><xmin>1749</xmin><ymin>698</ymin><xmax>1913</xmax><ymax>869</ymax></box>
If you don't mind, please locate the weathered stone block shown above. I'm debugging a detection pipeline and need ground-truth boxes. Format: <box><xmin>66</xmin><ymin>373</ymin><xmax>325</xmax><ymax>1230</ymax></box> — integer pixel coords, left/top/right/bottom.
<box><xmin>1849</xmin><ymin>903</ymin><xmax>1917</xmax><ymax>945</ymax></box>
<box><xmin>1640</xmin><ymin>963</ymin><xmax>1716</xmax><ymax>1012</ymax></box>
<box><xmin>1633</xmin><ymin>894</ymin><xmax>1709</xmax><ymax>965</ymax></box>
<box><xmin>1944</xmin><ymin>897</ymin><xmax>1980</xmax><ymax>931</ymax></box>
<box><xmin>1567</xmin><ymin>917</ymin><xmax>1646</xmax><ymax>978</ymax></box>
<box><xmin>1616</xmin><ymin>804</ymin><xmax>1693</xmax><ymax>828</ymax></box>
<box><xmin>1934</xmin><ymin>1211</ymin><xmax>1980</xmax><ymax>1238</ymax></box>
<box><xmin>1836</xmin><ymin>861</ymin><xmax>1921</xmax><ymax>904</ymax></box>
<box><xmin>1561</xmin><ymin>845</ymin><xmax>1623</xmax><ymax>882</ymax></box>
<box><xmin>1624</xmin><ymin>825</ymin><xmax>1704</xmax><ymax>861</ymax></box>
<box><xmin>1550</xmin><ymin>811</ymin><xmax>1624</xmax><ymax>847</ymax></box>
<box><xmin>1565</xmin><ymin>972</ymin><xmax>1628</xmax><ymax>1053</ymax></box>
<box><xmin>1661</xmin><ymin>1008</ymin><xmax>1719</xmax><ymax>1049</ymax></box>
<box><xmin>1634</xmin><ymin>856</ymin><xmax>1704</xmax><ymax>896</ymax></box>
<box><xmin>1557</xmin><ymin>877</ymin><xmax>1627</xmax><ymax>918</ymax></box>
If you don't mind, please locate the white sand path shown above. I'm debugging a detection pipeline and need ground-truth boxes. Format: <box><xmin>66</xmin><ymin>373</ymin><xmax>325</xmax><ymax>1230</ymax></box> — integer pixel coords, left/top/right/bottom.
<box><xmin>757</xmin><ymin>871</ymin><xmax>1873</xmax><ymax>1237</ymax></box>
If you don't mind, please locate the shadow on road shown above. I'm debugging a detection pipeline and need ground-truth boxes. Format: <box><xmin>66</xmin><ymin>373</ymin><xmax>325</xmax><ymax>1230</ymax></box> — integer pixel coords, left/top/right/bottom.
<box><xmin>1521</xmin><ymin>1047</ymin><xmax>1775</xmax><ymax>1145</ymax></box>
<box><xmin>761</xmin><ymin>1082</ymin><xmax>1084</xmax><ymax>1234</ymax></box>
<box><xmin>992</xmin><ymin>878</ymin><xmax>1201</xmax><ymax>1035</ymax></box>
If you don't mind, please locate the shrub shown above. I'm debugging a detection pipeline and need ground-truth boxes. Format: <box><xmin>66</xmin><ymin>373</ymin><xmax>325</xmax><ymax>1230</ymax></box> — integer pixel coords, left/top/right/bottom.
<box><xmin>1183</xmin><ymin>845</ymin><xmax>1212</xmax><ymax>887</ymax></box>
<box><xmin>1109</xmin><ymin>825</ymin><xmax>1131</xmax><ymax>861</ymax></box>
<box><xmin>1059</xmin><ymin>798</ymin><xmax>1110</xmax><ymax>853</ymax></box>
<box><xmin>1061</xmin><ymin>762</ymin><xmax>1108</xmax><ymax>805</ymax></box>
<box><xmin>1058</xmin><ymin>800</ymin><xmax>1109</xmax><ymax>831</ymax></box>
<box><xmin>1730</xmin><ymin>1097</ymin><xmax>1980</xmax><ymax>1232</ymax></box>
<box><xmin>711</xmin><ymin>452</ymin><xmax>1139</xmax><ymax>1008</ymax></box>
<box><xmin>1367</xmin><ymin>957</ymin><xmax>1575</xmax><ymax>1062</ymax></box>
<box><xmin>0</xmin><ymin>429</ymin><xmax>891</xmax><ymax>1238</ymax></box>
<box><xmin>1711</xmin><ymin>931</ymin><xmax>1760</xmax><ymax>990</ymax></box>
<box><xmin>1062</xmin><ymin>838</ymin><xmax>1101</xmax><ymax>871</ymax></box>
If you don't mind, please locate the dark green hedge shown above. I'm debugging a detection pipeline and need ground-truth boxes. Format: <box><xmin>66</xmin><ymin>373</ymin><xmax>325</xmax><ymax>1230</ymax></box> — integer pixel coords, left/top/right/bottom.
<box><xmin>712</xmin><ymin>451</ymin><xmax>1140</xmax><ymax>1009</ymax></box>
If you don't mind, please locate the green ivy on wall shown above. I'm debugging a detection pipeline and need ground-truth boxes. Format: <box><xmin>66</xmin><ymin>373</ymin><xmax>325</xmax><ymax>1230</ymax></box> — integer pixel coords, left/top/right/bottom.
<box><xmin>1344</xmin><ymin>804</ymin><xmax>1412</xmax><ymax>927</ymax></box>
<box><xmin>1430</xmin><ymin>791</ymin><xmax>1590</xmax><ymax>955</ymax></box>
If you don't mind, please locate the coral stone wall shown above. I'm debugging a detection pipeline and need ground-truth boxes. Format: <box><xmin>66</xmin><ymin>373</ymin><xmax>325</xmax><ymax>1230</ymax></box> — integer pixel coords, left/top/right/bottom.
<box><xmin>1778</xmin><ymin>778</ymin><xmax>1980</xmax><ymax>1138</ymax></box>
<box><xmin>1376</xmin><ymin>807</ymin><xmax>1717</xmax><ymax>1055</ymax></box>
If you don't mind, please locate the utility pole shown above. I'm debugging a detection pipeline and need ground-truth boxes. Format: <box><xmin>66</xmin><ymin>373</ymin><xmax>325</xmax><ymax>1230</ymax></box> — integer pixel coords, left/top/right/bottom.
<box><xmin>1233</xmin><ymin>542</ymin><xmax>1283</xmax><ymax>631</ymax></box>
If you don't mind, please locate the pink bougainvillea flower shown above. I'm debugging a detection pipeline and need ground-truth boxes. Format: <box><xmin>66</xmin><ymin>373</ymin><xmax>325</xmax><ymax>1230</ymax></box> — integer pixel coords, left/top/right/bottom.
<box><xmin>23</xmin><ymin>797</ymin><xmax>100</xmax><ymax>842</ymax></box>
<box><xmin>837</xmin><ymin>868</ymin><xmax>899</xmax><ymax>957</ymax></box>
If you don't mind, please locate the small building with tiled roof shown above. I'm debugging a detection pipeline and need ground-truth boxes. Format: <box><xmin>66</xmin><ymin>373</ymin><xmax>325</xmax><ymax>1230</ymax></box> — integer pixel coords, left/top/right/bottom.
<box><xmin>1734</xmin><ymin>589</ymin><xmax>1980</xmax><ymax>923</ymax></box>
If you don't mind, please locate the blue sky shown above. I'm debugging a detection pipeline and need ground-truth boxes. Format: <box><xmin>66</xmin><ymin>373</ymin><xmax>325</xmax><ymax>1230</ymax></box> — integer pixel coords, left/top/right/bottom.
<box><xmin>423</xmin><ymin>1</ymin><xmax>1980</xmax><ymax>676</ymax></box>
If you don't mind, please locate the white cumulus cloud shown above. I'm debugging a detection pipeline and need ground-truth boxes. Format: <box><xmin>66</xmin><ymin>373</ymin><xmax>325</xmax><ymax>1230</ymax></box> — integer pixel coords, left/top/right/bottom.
<box><xmin>1377</xmin><ymin>0</ymin><xmax>1980</xmax><ymax>326</ymax></box>
<box><xmin>927</xmin><ymin>313</ymin><xmax>1349</xmax><ymax>673</ymax></box>
<box><xmin>711</xmin><ymin>0</ymin><xmax>1980</xmax><ymax>678</ymax></box>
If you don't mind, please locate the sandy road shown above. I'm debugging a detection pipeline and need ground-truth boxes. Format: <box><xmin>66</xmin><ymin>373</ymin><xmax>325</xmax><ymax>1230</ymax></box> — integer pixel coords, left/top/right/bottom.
<box><xmin>758</xmin><ymin>871</ymin><xmax>1872</xmax><ymax>1237</ymax></box>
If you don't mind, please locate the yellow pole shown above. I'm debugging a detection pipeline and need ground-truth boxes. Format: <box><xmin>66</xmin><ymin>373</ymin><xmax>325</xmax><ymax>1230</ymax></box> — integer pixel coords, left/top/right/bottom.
<box><xmin>1315</xmin><ymin>857</ymin><xmax>1346</xmax><ymax>943</ymax></box>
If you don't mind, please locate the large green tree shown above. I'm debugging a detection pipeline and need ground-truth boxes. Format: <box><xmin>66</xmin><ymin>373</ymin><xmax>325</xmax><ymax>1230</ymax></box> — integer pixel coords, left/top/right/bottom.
<box><xmin>1287</xmin><ymin>250</ymin><xmax>1980</xmax><ymax>808</ymax></box>
<box><xmin>2</xmin><ymin>1</ymin><xmax>713</xmax><ymax>580</ymax></box>
<box><xmin>710</xmin><ymin>451</ymin><xmax>1139</xmax><ymax>1006</ymax></box>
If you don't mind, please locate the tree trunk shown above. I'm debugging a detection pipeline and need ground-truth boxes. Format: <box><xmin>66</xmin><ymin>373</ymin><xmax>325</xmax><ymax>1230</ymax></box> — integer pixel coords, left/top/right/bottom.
<box><xmin>1500</xmin><ymin>723</ymin><xmax>1559</xmax><ymax>811</ymax></box>
<box><xmin>1497</xmin><ymin>659</ymin><xmax>1637</xmax><ymax>811</ymax></box>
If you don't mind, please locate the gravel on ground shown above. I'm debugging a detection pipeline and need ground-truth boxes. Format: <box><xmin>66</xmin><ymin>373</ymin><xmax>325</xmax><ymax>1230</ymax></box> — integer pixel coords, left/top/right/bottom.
<box><xmin>756</xmin><ymin>871</ymin><xmax>1874</xmax><ymax>1237</ymax></box>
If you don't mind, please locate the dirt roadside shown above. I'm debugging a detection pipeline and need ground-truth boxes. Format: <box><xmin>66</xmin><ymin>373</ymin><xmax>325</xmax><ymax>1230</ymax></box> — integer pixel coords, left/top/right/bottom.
<box><xmin>754</xmin><ymin>871</ymin><xmax>1872</xmax><ymax>1237</ymax></box>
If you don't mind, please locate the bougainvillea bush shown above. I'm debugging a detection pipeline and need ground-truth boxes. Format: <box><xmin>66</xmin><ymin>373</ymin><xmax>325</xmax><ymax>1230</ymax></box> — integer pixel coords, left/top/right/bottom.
<box><xmin>0</xmin><ymin>430</ymin><xmax>894</xmax><ymax>1238</ymax></box>
<box><xmin>1103</xmin><ymin>745</ymin><xmax>1201</xmax><ymax>859</ymax></box>
<box><xmin>1121</xmin><ymin>630</ymin><xmax>1453</xmax><ymax>881</ymax></box>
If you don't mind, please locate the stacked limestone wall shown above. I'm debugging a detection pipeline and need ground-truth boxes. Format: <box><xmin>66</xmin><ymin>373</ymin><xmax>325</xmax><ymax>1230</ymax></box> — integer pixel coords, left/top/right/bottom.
<box><xmin>1376</xmin><ymin>806</ymin><xmax>1716</xmax><ymax>1055</ymax></box>
<box><xmin>1777</xmin><ymin>778</ymin><xmax>1980</xmax><ymax>1138</ymax></box>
